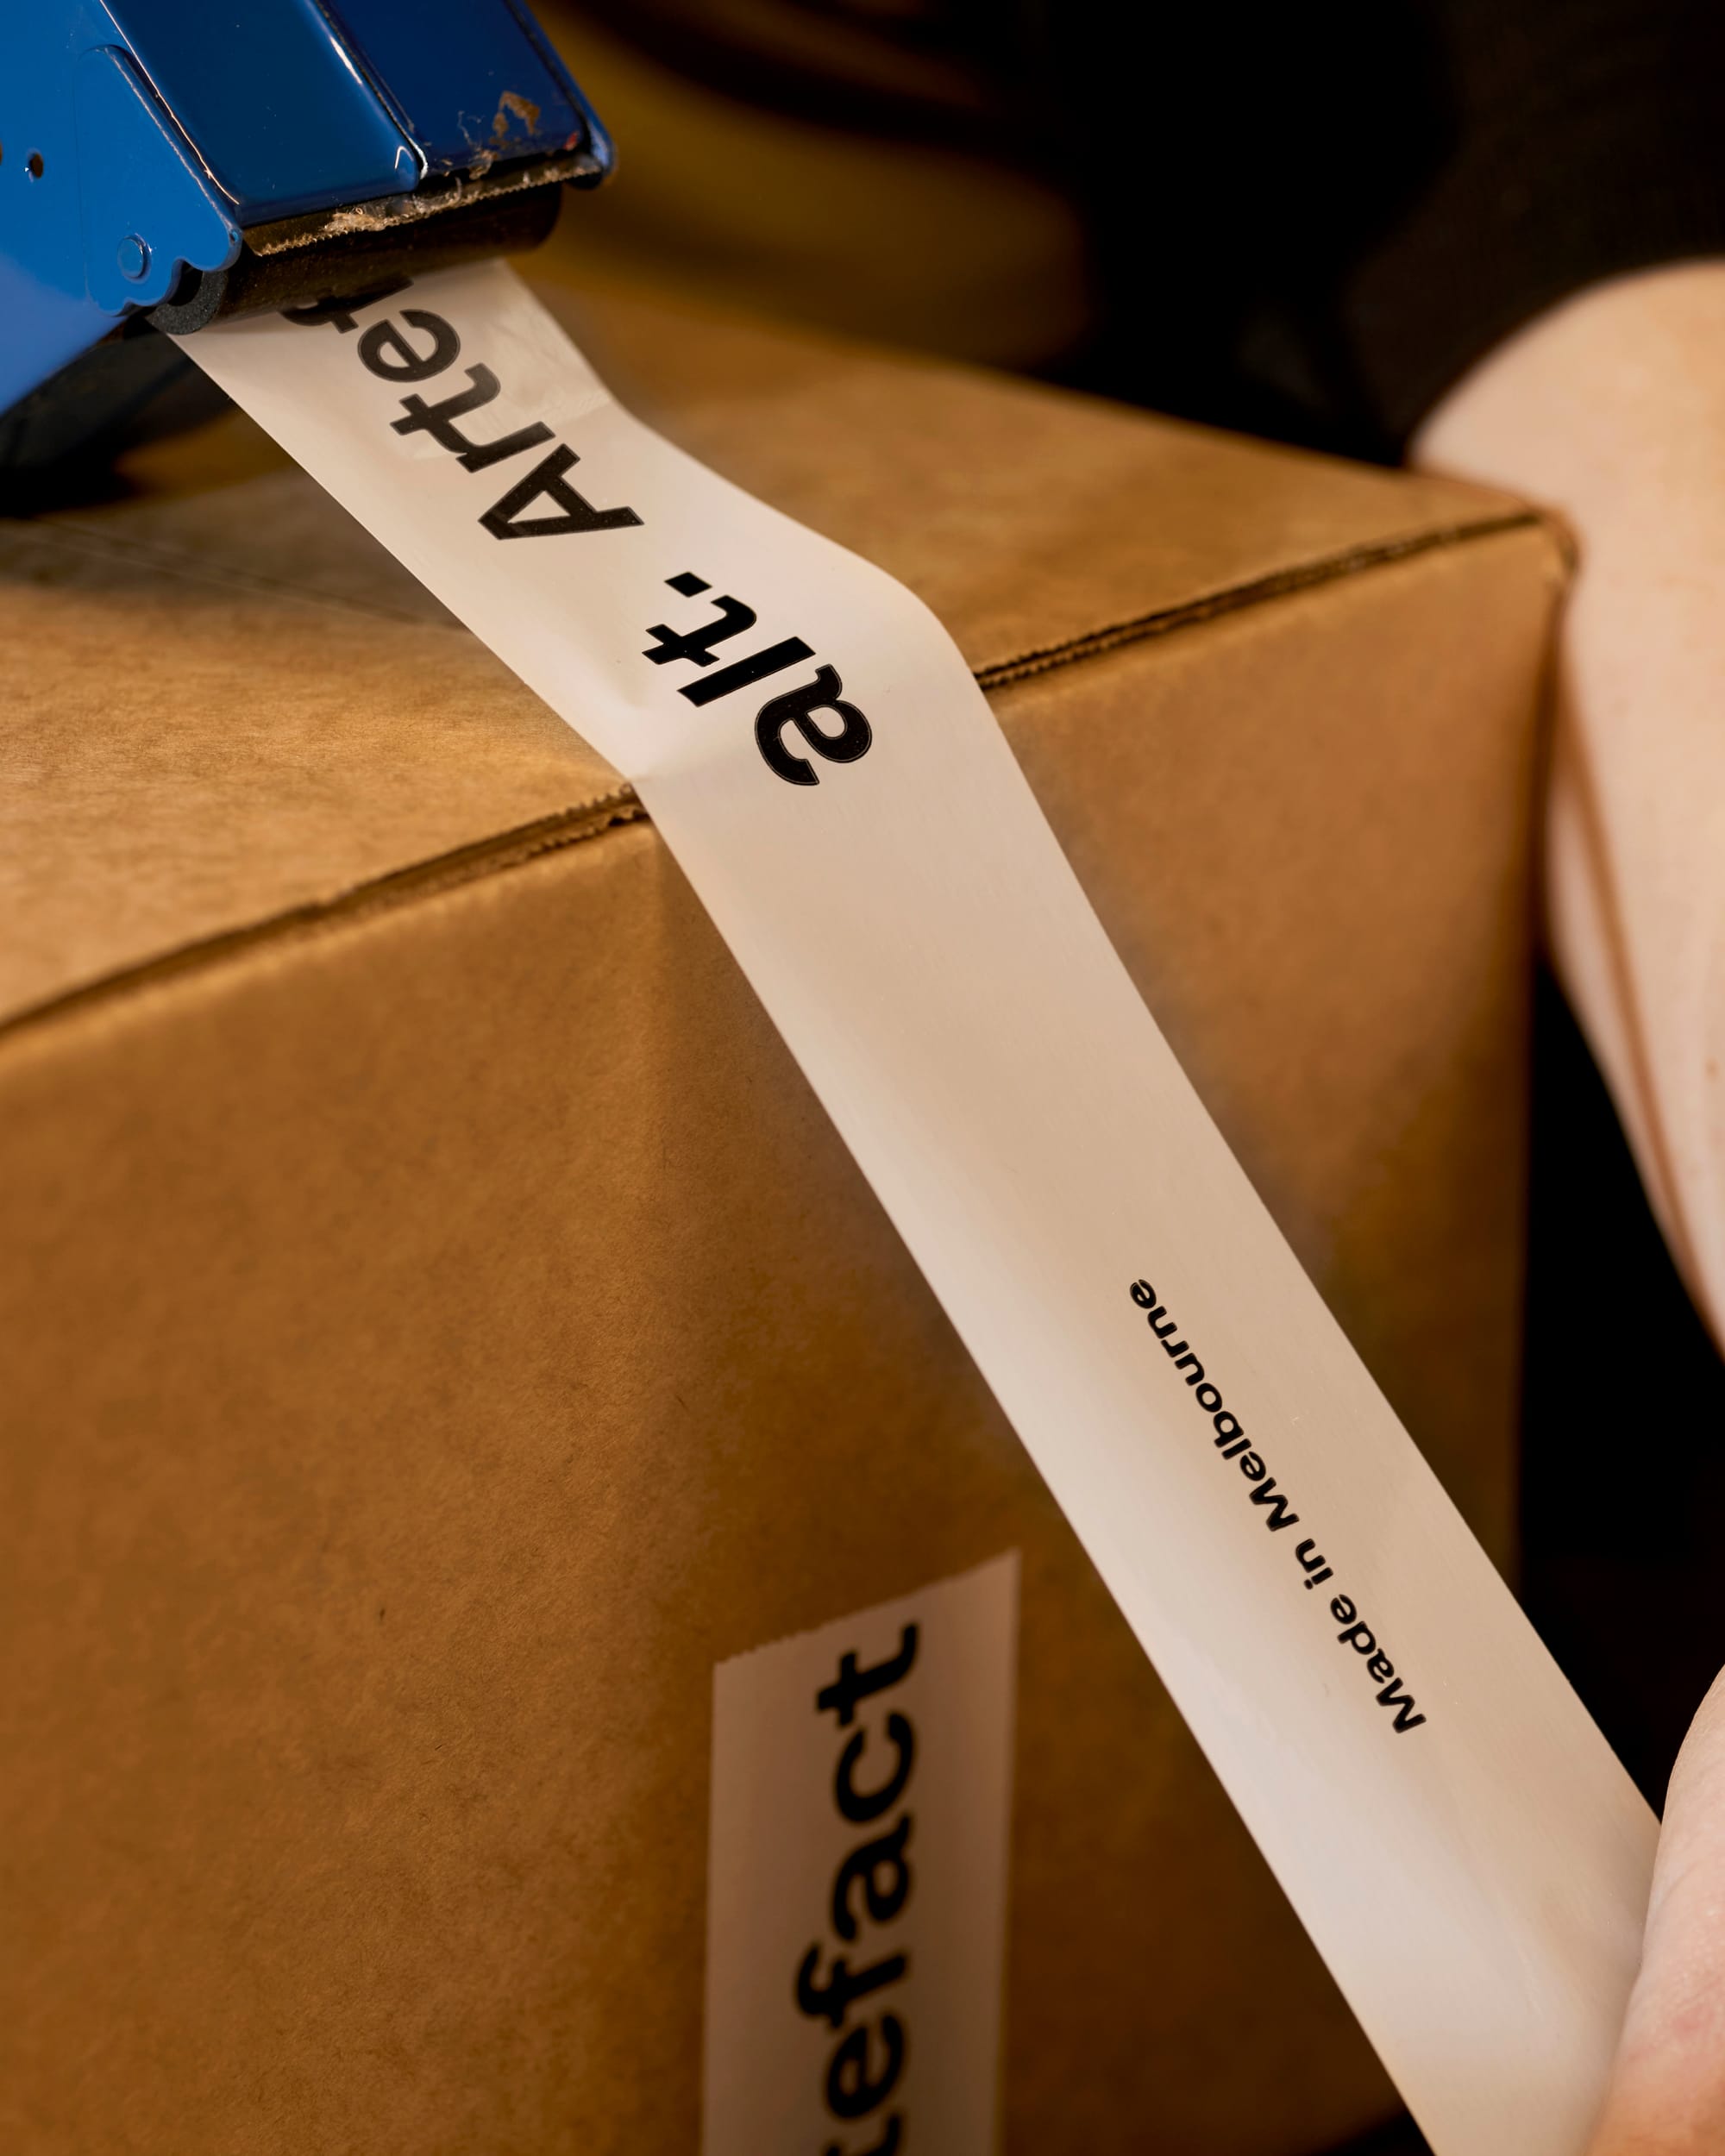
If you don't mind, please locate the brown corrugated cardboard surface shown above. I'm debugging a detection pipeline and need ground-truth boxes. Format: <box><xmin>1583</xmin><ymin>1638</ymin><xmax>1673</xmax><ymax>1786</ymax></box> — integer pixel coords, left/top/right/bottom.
<box><xmin>0</xmin><ymin>274</ymin><xmax>1561</xmax><ymax>2154</ymax></box>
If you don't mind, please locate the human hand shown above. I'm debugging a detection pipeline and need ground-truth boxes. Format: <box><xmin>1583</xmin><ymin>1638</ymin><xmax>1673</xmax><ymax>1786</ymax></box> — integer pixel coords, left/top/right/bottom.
<box><xmin>1416</xmin><ymin>261</ymin><xmax>1725</xmax><ymax>1351</ymax></box>
<box><xmin>1582</xmin><ymin>1668</ymin><xmax>1725</xmax><ymax>2153</ymax></box>
<box><xmin>1417</xmin><ymin>264</ymin><xmax>1725</xmax><ymax>2151</ymax></box>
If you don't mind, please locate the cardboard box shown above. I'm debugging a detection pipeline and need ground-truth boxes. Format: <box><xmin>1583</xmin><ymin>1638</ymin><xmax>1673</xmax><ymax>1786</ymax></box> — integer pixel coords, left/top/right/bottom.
<box><xmin>0</xmin><ymin>273</ymin><xmax>1561</xmax><ymax>2154</ymax></box>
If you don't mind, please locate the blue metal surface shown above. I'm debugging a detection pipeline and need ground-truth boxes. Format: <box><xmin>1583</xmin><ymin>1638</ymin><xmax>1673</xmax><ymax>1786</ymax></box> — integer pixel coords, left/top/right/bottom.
<box><xmin>325</xmin><ymin>0</ymin><xmax>611</xmax><ymax>181</ymax></box>
<box><xmin>106</xmin><ymin>0</ymin><xmax>420</xmax><ymax>223</ymax></box>
<box><xmin>76</xmin><ymin>43</ymin><xmax>244</xmax><ymax>313</ymax></box>
<box><xmin>0</xmin><ymin>3</ymin><xmax>243</xmax><ymax>420</ymax></box>
<box><xmin>0</xmin><ymin>0</ymin><xmax>611</xmax><ymax>428</ymax></box>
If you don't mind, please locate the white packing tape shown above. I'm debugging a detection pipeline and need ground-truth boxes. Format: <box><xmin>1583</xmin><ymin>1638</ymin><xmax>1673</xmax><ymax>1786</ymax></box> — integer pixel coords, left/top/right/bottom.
<box><xmin>182</xmin><ymin>260</ymin><xmax>1657</xmax><ymax>2155</ymax></box>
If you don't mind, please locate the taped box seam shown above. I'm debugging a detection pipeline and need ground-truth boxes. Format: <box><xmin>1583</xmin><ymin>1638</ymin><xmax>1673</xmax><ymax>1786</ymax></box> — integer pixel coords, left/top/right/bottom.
<box><xmin>0</xmin><ymin>507</ymin><xmax>1560</xmax><ymax>1053</ymax></box>
<box><xmin>10</xmin><ymin>503</ymin><xmax>1553</xmax><ymax>655</ymax></box>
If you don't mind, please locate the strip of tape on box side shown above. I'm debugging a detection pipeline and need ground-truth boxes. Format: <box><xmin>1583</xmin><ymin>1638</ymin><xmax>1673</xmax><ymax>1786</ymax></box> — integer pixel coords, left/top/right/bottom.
<box><xmin>182</xmin><ymin>261</ymin><xmax>1656</xmax><ymax>2156</ymax></box>
<box><xmin>706</xmin><ymin>1555</ymin><xmax>1019</xmax><ymax>2156</ymax></box>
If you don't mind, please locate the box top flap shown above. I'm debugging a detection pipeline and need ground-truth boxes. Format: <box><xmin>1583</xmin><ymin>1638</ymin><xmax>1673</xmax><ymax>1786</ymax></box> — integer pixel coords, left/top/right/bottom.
<box><xmin>0</xmin><ymin>268</ymin><xmax>1542</xmax><ymax>1031</ymax></box>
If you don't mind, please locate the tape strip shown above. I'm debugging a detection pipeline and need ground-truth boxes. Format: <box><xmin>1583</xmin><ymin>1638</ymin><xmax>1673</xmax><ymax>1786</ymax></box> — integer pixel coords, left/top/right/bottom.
<box><xmin>706</xmin><ymin>1555</ymin><xmax>1019</xmax><ymax>2155</ymax></box>
<box><xmin>183</xmin><ymin>262</ymin><xmax>1655</xmax><ymax>2154</ymax></box>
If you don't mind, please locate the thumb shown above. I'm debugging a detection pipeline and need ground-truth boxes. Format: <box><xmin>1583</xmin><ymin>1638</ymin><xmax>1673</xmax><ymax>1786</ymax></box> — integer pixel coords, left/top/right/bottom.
<box><xmin>1588</xmin><ymin>1666</ymin><xmax>1725</xmax><ymax>2153</ymax></box>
